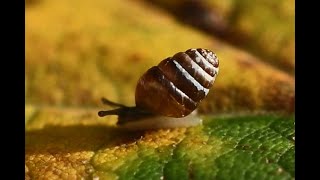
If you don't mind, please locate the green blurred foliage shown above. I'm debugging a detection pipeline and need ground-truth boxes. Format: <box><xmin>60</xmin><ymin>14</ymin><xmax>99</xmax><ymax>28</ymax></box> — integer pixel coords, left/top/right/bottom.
<box><xmin>146</xmin><ymin>0</ymin><xmax>294</xmax><ymax>73</ymax></box>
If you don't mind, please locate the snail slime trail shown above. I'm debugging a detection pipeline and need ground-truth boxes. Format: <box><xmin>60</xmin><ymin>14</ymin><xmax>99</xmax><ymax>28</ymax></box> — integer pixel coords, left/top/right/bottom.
<box><xmin>98</xmin><ymin>48</ymin><xmax>219</xmax><ymax>130</ymax></box>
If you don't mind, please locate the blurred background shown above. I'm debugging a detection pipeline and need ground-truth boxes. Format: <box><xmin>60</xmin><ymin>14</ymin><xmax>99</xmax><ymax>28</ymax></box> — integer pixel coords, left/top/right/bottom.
<box><xmin>25</xmin><ymin>0</ymin><xmax>294</xmax><ymax>115</ymax></box>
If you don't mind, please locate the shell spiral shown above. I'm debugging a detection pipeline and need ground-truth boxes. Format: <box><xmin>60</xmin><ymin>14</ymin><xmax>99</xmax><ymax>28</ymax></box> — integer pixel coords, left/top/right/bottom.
<box><xmin>135</xmin><ymin>48</ymin><xmax>219</xmax><ymax>117</ymax></box>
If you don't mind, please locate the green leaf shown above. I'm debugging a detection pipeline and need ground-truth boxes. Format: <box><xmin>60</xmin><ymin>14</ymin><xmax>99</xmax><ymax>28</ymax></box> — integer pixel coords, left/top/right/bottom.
<box><xmin>26</xmin><ymin>108</ymin><xmax>294</xmax><ymax>179</ymax></box>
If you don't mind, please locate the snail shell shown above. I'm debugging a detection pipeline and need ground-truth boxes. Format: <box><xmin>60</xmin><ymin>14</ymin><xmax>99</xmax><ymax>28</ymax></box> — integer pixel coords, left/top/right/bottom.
<box><xmin>98</xmin><ymin>48</ymin><xmax>219</xmax><ymax>129</ymax></box>
<box><xmin>135</xmin><ymin>48</ymin><xmax>219</xmax><ymax>117</ymax></box>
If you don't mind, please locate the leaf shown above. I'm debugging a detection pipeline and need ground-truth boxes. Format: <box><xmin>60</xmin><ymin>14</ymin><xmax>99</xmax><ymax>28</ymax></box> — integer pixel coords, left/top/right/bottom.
<box><xmin>145</xmin><ymin>0</ymin><xmax>295</xmax><ymax>73</ymax></box>
<box><xmin>25</xmin><ymin>0</ymin><xmax>294</xmax><ymax>113</ymax></box>
<box><xmin>25</xmin><ymin>107</ymin><xmax>294</xmax><ymax>179</ymax></box>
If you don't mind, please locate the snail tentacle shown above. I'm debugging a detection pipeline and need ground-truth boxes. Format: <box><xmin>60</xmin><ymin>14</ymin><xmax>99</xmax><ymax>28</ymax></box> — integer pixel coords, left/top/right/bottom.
<box><xmin>101</xmin><ymin>97</ymin><xmax>128</xmax><ymax>108</ymax></box>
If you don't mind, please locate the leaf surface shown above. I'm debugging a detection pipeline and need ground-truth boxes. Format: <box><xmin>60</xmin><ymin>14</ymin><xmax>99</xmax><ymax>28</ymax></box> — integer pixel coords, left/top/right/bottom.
<box><xmin>26</xmin><ymin>0</ymin><xmax>294</xmax><ymax>113</ymax></box>
<box><xmin>26</xmin><ymin>107</ymin><xmax>294</xmax><ymax>179</ymax></box>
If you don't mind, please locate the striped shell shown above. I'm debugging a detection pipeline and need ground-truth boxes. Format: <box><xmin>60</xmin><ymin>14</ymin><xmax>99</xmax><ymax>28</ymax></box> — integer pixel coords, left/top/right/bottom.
<box><xmin>135</xmin><ymin>48</ymin><xmax>219</xmax><ymax>117</ymax></box>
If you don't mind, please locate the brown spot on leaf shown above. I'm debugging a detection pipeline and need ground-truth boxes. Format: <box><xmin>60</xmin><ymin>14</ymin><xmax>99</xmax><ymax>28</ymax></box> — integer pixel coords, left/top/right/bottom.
<box><xmin>260</xmin><ymin>78</ymin><xmax>295</xmax><ymax>113</ymax></box>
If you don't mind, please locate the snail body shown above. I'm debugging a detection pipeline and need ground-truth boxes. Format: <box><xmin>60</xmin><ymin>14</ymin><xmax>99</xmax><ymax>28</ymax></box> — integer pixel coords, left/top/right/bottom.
<box><xmin>98</xmin><ymin>48</ymin><xmax>219</xmax><ymax>129</ymax></box>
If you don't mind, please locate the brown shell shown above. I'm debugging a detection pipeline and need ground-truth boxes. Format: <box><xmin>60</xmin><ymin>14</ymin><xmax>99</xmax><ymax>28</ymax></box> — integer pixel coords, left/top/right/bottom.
<box><xmin>135</xmin><ymin>48</ymin><xmax>219</xmax><ymax>117</ymax></box>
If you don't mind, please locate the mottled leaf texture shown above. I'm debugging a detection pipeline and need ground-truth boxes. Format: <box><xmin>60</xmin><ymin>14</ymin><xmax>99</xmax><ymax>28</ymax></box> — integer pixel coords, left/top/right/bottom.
<box><xmin>26</xmin><ymin>107</ymin><xmax>294</xmax><ymax>179</ymax></box>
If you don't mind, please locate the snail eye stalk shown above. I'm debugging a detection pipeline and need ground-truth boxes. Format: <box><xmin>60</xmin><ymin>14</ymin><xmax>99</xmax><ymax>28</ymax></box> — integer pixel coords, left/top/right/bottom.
<box><xmin>101</xmin><ymin>97</ymin><xmax>128</xmax><ymax>108</ymax></box>
<box><xmin>98</xmin><ymin>109</ymin><xmax>123</xmax><ymax>117</ymax></box>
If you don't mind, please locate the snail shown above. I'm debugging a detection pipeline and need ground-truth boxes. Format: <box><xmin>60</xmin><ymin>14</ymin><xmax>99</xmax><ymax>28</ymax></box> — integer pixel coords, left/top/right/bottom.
<box><xmin>98</xmin><ymin>48</ymin><xmax>219</xmax><ymax>130</ymax></box>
